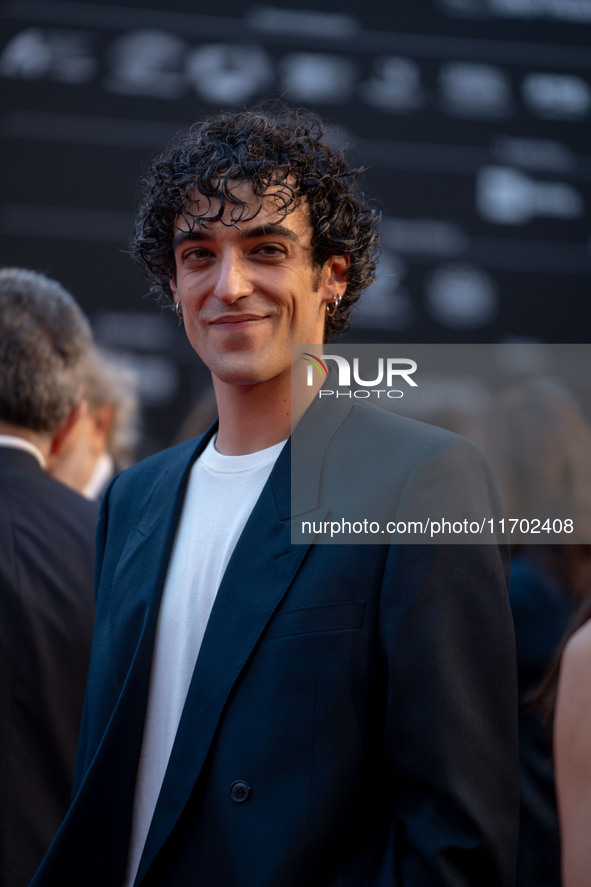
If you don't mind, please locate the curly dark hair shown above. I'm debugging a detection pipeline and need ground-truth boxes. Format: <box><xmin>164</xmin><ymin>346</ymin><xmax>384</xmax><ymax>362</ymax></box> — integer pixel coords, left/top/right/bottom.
<box><xmin>130</xmin><ymin>103</ymin><xmax>379</xmax><ymax>341</ymax></box>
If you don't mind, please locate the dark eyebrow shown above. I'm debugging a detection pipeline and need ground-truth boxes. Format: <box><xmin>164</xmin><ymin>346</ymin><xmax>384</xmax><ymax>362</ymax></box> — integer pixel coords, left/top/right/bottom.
<box><xmin>172</xmin><ymin>230</ymin><xmax>208</xmax><ymax>249</ymax></box>
<box><xmin>172</xmin><ymin>223</ymin><xmax>301</xmax><ymax>250</ymax></box>
<box><xmin>245</xmin><ymin>224</ymin><xmax>301</xmax><ymax>243</ymax></box>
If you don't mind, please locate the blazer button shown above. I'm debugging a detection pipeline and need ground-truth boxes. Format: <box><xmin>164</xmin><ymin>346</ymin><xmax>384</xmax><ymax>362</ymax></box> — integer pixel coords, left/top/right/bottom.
<box><xmin>229</xmin><ymin>780</ymin><xmax>251</xmax><ymax>803</ymax></box>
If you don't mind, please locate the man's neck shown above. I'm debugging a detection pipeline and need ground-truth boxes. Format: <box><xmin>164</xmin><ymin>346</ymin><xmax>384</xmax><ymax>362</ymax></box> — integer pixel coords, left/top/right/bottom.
<box><xmin>211</xmin><ymin>373</ymin><xmax>318</xmax><ymax>456</ymax></box>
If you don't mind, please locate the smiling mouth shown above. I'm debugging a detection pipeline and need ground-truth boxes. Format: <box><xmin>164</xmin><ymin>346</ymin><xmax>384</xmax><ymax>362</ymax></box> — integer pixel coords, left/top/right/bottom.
<box><xmin>210</xmin><ymin>314</ymin><xmax>267</xmax><ymax>326</ymax></box>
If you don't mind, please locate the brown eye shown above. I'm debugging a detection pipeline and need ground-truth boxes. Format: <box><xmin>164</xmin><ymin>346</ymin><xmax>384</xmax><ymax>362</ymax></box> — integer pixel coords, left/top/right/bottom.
<box><xmin>183</xmin><ymin>248</ymin><xmax>212</xmax><ymax>263</ymax></box>
<box><xmin>253</xmin><ymin>244</ymin><xmax>284</xmax><ymax>258</ymax></box>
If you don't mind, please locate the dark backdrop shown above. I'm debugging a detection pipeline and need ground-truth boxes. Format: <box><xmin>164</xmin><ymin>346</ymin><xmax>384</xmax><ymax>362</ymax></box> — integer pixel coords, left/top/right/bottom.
<box><xmin>1</xmin><ymin>0</ymin><xmax>590</xmax><ymax>452</ymax></box>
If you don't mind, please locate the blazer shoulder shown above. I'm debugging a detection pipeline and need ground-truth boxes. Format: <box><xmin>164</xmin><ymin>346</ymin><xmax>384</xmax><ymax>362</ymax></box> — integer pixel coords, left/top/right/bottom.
<box><xmin>338</xmin><ymin>402</ymin><xmax>505</xmax><ymax>527</ymax></box>
<box><xmin>345</xmin><ymin>400</ymin><xmax>483</xmax><ymax>466</ymax></box>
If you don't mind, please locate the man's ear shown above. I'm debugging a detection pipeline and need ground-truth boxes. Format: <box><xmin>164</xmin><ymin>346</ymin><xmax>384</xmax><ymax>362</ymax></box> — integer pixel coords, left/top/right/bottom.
<box><xmin>90</xmin><ymin>403</ymin><xmax>115</xmax><ymax>451</ymax></box>
<box><xmin>49</xmin><ymin>400</ymin><xmax>87</xmax><ymax>456</ymax></box>
<box><xmin>324</xmin><ymin>255</ymin><xmax>350</xmax><ymax>298</ymax></box>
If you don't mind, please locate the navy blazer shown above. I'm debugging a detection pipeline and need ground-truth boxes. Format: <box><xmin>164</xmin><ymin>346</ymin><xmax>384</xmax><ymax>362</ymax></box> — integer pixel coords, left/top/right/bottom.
<box><xmin>0</xmin><ymin>446</ymin><xmax>97</xmax><ymax>887</ymax></box>
<box><xmin>32</xmin><ymin>399</ymin><xmax>518</xmax><ymax>886</ymax></box>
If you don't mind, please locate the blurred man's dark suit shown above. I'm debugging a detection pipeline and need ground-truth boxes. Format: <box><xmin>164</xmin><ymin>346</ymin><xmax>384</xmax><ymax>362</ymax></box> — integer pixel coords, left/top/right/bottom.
<box><xmin>0</xmin><ymin>443</ymin><xmax>98</xmax><ymax>887</ymax></box>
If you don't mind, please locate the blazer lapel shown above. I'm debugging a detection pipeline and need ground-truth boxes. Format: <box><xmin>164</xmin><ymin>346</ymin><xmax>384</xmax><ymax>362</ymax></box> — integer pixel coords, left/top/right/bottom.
<box><xmin>83</xmin><ymin>429</ymin><xmax>218</xmax><ymax>778</ymax></box>
<box><xmin>106</xmin><ymin>430</ymin><xmax>216</xmax><ymax>679</ymax></box>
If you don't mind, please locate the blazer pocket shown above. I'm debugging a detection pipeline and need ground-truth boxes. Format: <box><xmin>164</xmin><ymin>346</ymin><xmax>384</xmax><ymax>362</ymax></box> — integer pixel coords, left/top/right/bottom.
<box><xmin>263</xmin><ymin>600</ymin><xmax>365</xmax><ymax>641</ymax></box>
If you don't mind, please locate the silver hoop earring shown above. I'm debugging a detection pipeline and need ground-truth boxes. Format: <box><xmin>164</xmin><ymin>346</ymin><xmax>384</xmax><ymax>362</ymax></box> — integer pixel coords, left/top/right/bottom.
<box><xmin>326</xmin><ymin>294</ymin><xmax>341</xmax><ymax>318</ymax></box>
<box><xmin>175</xmin><ymin>301</ymin><xmax>183</xmax><ymax>320</ymax></box>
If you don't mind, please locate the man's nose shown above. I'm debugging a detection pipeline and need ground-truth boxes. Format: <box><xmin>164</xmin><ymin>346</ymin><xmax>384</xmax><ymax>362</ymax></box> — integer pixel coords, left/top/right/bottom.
<box><xmin>213</xmin><ymin>253</ymin><xmax>253</xmax><ymax>302</ymax></box>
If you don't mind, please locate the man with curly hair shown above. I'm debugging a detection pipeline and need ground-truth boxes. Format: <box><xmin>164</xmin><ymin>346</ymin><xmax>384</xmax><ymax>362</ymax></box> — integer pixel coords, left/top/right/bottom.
<box><xmin>32</xmin><ymin>105</ymin><xmax>518</xmax><ymax>887</ymax></box>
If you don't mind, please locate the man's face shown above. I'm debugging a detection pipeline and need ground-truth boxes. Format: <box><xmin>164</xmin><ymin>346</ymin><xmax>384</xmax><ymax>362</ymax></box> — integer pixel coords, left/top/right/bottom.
<box><xmin>169</xmin><ymin>182</ymin><xmax>346</xmax><ymax>391</ymax></box>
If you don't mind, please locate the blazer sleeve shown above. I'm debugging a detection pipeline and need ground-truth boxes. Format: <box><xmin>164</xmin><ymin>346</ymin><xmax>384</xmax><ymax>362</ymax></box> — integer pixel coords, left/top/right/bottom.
<box><xmin>378</xmin><ymin>437</ymin><xmax>519</xmax><ymax>886</ymax></box>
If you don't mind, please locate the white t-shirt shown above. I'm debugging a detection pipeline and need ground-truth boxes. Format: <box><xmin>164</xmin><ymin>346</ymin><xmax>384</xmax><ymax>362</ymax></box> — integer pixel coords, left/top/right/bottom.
<box><xmin>124</xmin><ymin>435</ymin><xmax>285</xmax><ymax>886</ymax></box>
